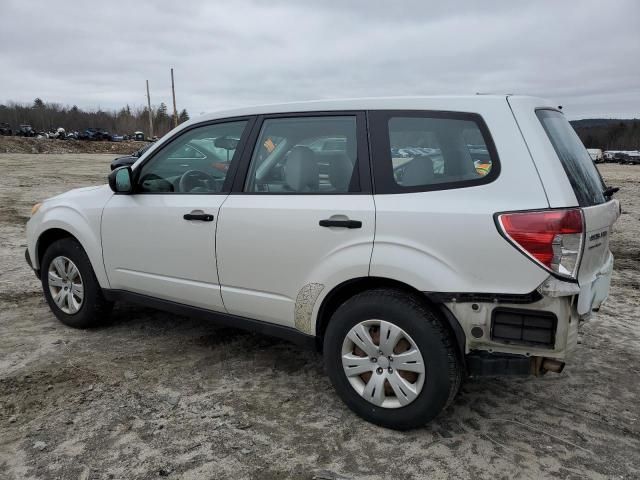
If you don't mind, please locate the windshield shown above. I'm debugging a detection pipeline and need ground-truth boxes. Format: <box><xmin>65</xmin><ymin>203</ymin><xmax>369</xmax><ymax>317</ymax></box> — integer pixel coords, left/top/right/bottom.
<box><xmin>536</xmin><ymin>109</ymin><xmax>605</xmax><ymax>206</ymax></box>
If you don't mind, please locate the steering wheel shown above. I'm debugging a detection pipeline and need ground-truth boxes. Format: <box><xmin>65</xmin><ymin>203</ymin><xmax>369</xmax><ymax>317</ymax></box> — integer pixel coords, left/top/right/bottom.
<box><xmin>178</xmin><ymin>169</ymin><xmax>216</xmax><ymax>193</ymax></box>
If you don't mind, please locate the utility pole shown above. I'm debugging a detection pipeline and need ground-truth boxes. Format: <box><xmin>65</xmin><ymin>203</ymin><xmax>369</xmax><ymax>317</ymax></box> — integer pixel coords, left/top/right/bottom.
<box><xmin>146</xmin><ymin>80</ymin><xmax>154</xmax><ymax>139</ymax></box>
<box><xmin>171</xmin><ymin>68</ymin><xmax>178</xmax><ymax>128</ymax></box>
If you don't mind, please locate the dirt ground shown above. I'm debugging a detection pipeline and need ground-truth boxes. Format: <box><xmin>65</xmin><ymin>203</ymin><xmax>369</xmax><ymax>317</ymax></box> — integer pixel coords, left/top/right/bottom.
<box><xmin>0</xmin><ymin>137</ymin><xmax>149</xmax><ymax>155</ymax></box>
<box><xmin>0</xmin><ymin>154</ymin><xmax>638</xmax><ymax>480</ymax></box>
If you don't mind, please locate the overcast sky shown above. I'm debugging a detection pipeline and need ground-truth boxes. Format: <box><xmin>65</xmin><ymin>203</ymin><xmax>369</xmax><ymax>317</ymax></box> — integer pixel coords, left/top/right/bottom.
<box><xmin>1</xmin><ymin>0</ymin><xmax>638</xmax><ymax>119</ymax></box>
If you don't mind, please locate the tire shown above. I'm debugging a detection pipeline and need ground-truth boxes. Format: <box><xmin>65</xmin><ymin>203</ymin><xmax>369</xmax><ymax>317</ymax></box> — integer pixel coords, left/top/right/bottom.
<box><xmin>324</xmin><ymin>289</ymin><xmax>462</xmax><ymax>430</ymax></box>
<box><xmin>40</xmin><ymin>238</ymin><xmax>112</xmax><ymax>328</ymax></box>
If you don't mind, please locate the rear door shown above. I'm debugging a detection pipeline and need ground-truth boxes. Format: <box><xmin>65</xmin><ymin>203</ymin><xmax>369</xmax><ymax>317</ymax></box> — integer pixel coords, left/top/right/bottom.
<box><xmin>508</xmin><ymin>97</ymin><xmax>620</xmax><ymax>313</ymax></box>
<box><xmin>215</xmin><ymin>112</ymin><xmax>375</xmax><ymax>329</ymax></box>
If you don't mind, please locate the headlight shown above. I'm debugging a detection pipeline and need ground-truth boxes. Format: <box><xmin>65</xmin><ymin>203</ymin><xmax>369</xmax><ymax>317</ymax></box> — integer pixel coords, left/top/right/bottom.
<box><xmin>31</xmin><ymin>203</ymin><xmax>42</xmax><ymax>216</ymax></box>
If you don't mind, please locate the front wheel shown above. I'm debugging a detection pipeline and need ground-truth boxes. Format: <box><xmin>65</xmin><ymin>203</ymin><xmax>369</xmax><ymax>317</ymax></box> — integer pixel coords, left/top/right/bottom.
<box><xmin>324</xmin><ymin>289</ymin><xmax>462</xmax><ymax>430</ymax></box>
<box><xmin>41</xmin><ymin>238</ymin><xmax>112</xmax><ymax>328</ymax></box>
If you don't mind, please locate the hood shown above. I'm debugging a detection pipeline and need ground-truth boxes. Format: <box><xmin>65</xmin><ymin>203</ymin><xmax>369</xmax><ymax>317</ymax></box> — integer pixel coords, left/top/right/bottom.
<box><xmin>45</xmin><ymin>184</ymin><xmax>111</xmax><ymax>203</ymax></box>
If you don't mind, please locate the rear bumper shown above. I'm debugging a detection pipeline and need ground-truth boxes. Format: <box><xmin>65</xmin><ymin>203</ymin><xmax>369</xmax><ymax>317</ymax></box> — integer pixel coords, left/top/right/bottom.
<box><xmin>466</xmin><ymin>351</ymin><xmax>566</xmax><ymax>376</ymax></box>
<box><xmin>577</xmin><ymin>252</ymin><xmax>614</xmax><ymax>317</ymax></box>
<box><xmin>441</xmin><ymin>290</ymin><xmax>579</xmax><ymax>362</ymax></box>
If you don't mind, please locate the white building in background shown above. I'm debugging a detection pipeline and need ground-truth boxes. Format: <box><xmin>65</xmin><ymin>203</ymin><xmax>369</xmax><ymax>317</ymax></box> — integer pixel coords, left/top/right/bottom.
<box><xmin>587</xmin><ymin>148</ymin><xmax>603</xmax><ymax>162</ymax></box>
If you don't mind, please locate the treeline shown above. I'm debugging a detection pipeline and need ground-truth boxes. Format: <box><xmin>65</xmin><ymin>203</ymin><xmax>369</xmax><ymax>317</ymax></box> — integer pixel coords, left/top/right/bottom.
<box><xmin>571</xmin><ymin>119</ymin><xmax>640</xmax><ymax>150</ymax></box>
<box><xmin>0</xmin><ymin>98</ymin><xmax>190</xmax><ymax>137</ymax></box>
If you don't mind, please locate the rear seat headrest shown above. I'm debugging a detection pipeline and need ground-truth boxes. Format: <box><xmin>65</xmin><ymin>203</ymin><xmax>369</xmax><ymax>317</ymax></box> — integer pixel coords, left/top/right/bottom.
<box><xmin>284</xmin><ymin>146</ymin><xmax>319</xmax><ymax>192</ymax></box>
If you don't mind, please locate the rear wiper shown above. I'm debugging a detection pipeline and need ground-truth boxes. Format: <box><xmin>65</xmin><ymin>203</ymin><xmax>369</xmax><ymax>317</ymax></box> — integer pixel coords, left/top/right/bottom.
<box><xmin>603</xmin><ymin>186</ymin><xmax>619</xmax><ymax>198</ymax></box>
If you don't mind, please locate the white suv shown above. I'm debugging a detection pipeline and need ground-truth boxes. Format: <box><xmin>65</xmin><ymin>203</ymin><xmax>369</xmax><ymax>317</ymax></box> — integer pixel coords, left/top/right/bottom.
<box><xmin>25</xmin><ymin>96</ymin><xmax>619</xmax><ymax>429</ymax></box>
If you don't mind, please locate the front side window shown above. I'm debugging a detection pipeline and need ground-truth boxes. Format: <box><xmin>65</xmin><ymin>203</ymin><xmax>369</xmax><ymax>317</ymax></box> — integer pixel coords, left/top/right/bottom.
<box><xmin>244</xmin><ymin>116</ymin><xmax>359</xmax><ymax>193</ymax></box>
<box><xmin>370</xmin><ymin>111</ymin><xmax>499</xmax><ymax>193</ymax></box>
<box><xmin>136</xmin><ymin>120</ymin><xmax>248</xmax><ymax>193</ymax></box>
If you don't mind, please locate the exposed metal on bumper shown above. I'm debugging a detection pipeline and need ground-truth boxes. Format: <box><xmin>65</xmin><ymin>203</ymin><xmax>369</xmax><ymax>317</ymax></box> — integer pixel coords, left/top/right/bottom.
<box><xmin>537</xmin><ymin>276</ymin><xmax>580</xmax><ymax>297</ymax></box>
<box><xmin>444</xmin><ymin>293</ymin><xmax>578</xmax><ymax>360</ymax></box>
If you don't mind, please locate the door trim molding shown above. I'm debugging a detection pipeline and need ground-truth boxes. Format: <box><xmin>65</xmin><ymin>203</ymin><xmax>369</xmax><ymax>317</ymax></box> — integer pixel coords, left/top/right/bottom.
<box><xmin>102</xmin><ymin>289</ymin><xmax>317</xmax><ymax>348</ymax></box>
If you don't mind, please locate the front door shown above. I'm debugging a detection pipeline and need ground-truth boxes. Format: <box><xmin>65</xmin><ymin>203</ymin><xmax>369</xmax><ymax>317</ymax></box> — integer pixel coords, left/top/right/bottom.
<box><xmin>216</xmin><ymin>113</ymin><xmax>375</xmax><ymax>327</ymax></box>
<box><xmin>102</xmin><ymin>118</ymin><xmax>252</xmax><ymax>311</ymax></box>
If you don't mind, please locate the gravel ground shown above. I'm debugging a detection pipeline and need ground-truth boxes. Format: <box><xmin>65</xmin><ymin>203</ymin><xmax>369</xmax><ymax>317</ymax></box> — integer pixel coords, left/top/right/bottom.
<box><xmin>0</xmin><ymin>154</ymin><xmax>639</xmax><ymax>480</ymax></box>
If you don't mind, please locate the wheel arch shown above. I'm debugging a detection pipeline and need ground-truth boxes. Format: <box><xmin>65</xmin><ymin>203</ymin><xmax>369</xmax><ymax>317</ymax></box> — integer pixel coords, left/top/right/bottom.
<box><xmin>33</xmin><ymin>217</ymin><xmax>110</xmax><ymax>289</ymax></box>
<box><xmin>36</xmin><ymin>228</ymin><xmax>77</xmax><ymax>268</ymax></box>
<box><xmin>314</xmin><ymin>276</ymin><xmax>466</xmax><ymax>360</ymax></box>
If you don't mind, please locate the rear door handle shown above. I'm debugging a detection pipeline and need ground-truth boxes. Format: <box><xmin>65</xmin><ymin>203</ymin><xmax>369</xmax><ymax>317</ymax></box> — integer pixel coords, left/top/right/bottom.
<box><xmin>183</xmin><ymin>211</ymin><xmax>214</xmax><ymax>221</ymax></box>
<box><xmin>319</xmin><ymin>219</ymin><xmax>362</xmax><ymax>229</ymax></box>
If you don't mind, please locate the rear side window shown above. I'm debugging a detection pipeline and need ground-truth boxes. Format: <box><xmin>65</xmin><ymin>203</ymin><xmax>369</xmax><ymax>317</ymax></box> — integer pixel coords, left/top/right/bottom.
<box><xmin>536</xmin><ymin>109</ymin><xmax>605</xmax><ymax>206</ymax></box>
<box><xmin>244</xmin><ymin>116</ymin><xmax>359</xmax><ymax>193</ymax></box>
<box><xmin>369</xmin><ymin>111</ymin><xmax>499</xmax><ymax>193</ymax></box>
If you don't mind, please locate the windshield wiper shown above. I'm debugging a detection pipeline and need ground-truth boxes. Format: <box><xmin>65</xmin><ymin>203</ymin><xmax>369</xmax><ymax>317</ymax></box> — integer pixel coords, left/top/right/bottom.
<box><xmin>603</xmin><ymin>186</ymin><xmax>619</xmax><ymax>198</ymax></box>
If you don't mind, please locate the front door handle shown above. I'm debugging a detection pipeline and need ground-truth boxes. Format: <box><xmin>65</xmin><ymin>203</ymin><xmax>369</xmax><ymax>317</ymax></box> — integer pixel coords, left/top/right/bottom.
<box><xmin>319</xmin><ymin>219</ymin><xmax>362</xmax><ymax>229</ymax></box>
<box><xmin>183</xmin><ymin>210</ymin><xmax>214</xmax><ymax>221</ymax></box>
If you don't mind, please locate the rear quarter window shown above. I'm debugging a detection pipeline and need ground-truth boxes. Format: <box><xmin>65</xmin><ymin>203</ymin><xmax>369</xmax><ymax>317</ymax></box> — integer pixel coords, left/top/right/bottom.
<box><xmin>536</xmin><ymin>109</ymin><xmax>605</xmax><ymax>206</ymax></box>
<box><xmin>369</xmin><ymin>111</ymin><xmax>500</xmax><ymax>193</ymax></box>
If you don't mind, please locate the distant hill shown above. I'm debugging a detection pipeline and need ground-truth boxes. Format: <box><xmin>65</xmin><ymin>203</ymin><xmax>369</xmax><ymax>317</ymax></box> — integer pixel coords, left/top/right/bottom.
<box><xmin>570</xmin><ymin>118</ymin><xmax>640</xmax><ymax>150</ymax></box>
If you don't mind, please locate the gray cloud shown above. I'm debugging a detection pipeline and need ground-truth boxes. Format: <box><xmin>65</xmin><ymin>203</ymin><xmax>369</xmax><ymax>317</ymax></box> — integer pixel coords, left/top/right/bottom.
<box><xmin>1</xmin><ymin>0</ymin><xmax>638</xmax><ymax>119</ymax></box>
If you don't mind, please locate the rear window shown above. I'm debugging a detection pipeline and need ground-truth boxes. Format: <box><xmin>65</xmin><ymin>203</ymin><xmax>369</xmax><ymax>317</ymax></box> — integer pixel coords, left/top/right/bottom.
<box><xmin>369</xmin><ymin>111</ymin><xmax>499</xmax><ymax>193</ymax></box>
<box><xmin>536</xmin><ymin>109</ymin><xmax>605</xmax><ymax>206</ymax></box>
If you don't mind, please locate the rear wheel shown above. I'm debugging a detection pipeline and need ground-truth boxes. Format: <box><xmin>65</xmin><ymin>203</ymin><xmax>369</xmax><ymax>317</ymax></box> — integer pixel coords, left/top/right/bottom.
<box><xmin>41</xmin><ymin>238</ymin><xmax>112</xmax><ymax>328</ymax></box>
<box><xmin>324</xmin><ymin>289</ymin><xmax>461</xmax><ymax>430</ymax></box>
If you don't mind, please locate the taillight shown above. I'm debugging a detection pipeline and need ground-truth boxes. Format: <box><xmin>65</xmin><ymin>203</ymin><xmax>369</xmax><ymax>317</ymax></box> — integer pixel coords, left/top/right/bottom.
<box><xmin>497</xmin><ymin>209</ymin><xmax>584</xmax><ymax>280</ymax></box>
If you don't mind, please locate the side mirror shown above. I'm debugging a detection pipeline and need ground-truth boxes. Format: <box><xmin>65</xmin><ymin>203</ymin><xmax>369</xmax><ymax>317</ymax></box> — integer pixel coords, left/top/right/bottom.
<box><xmin>108</xmin><ymin>166</ymin><xmax>133</xmax><ymax>193</ymax></box>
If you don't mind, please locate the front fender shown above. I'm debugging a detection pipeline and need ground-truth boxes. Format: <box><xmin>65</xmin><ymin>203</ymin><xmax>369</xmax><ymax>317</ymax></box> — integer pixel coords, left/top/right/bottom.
<box><xmin>27</xmin><ymin>187</ymin><xmax>112</xmax><ymax>288</ymax></box>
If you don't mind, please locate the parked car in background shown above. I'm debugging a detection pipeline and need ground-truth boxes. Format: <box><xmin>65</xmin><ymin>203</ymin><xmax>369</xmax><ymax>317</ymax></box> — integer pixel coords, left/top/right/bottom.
<box><xmin>587</xmin><ymin>148</ymin><xmax>604</xmax><ymax>163</ymax></box>
<box><xmin>0</xmin><ymin>123</ymin><xmax>12</xmax><ymax>136</ymax></box>
<box><xmin>26</xmin><ymin>96</ymin><xmax>620</xmax><ymax>430</ymax></box>
<box><xmin>110</xmin><ymin>133</ymin><xmax>124</xmax><ymax>142</ymax></box>
<box><xmin>78</xmin><ymin>128</ymin><xmax>110</xmax><ymax>141</ymax></box>
<box><xmin>77</xmin><ymin>128</ymin><xmax>94</xmax><ymax>141</ymax></box>
<box><xmin>110</xmin><ymin>143</ymin><xmax>153</xmax><ymax>170</ymax></box>
<box><xmin>614</xmin><ymin>152</ymin><xmax>629</xmax><ymax>163</ymax></box>
<box><xmin>133</xmin><ymin>131</ymin><xmax>145</xmax><ymax>141</ymax></box>
<box><xmin>615</xmin><ymin>151</ymin><xmax>640</xmax><ymax>165</ymax></box>
<box><xmin>15</xmin><ymin>124</ymin><xmax>36</xmax><ymax>137</ymax></box>
<box><xmin>628</xmin><ymin>152</ymin><xmax>640</xmax><ymax>165</ymax></box>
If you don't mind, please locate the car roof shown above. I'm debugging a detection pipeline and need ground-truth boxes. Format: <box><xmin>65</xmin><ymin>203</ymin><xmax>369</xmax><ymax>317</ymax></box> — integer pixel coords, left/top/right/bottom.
<box><xmin>193</xmin><ymin>95</ymin><xmax>552</xmax><ymax>122</ymax></box>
